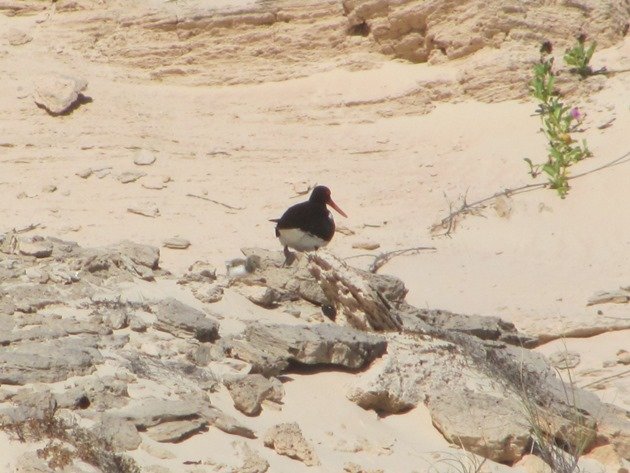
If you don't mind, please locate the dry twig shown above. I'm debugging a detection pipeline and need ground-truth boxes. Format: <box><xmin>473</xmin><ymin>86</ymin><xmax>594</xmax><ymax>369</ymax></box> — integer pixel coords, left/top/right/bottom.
<box><xmin>186</xmin><ymin>193</ymin><xmax>244</xmax><ymax>210</ymax></box>
<box><xmin>432</xmin><ymin>150</ymin><xmax>630</xmax><ymax>236</ymax></box>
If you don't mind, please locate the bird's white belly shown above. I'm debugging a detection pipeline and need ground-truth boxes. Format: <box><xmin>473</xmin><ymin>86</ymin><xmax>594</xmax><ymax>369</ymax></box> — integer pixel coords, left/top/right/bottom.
<box><xmin>278</xmin><ymin>228</ymin><xmax>329</xmax><ymax>252</ymax></box>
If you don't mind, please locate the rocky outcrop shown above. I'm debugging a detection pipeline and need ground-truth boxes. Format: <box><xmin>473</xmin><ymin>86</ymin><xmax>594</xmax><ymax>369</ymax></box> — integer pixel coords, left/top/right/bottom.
<box><xmin>343</xmin><ymin>0</ymin><xmax>629</xmax><ymax>63</ymax></box>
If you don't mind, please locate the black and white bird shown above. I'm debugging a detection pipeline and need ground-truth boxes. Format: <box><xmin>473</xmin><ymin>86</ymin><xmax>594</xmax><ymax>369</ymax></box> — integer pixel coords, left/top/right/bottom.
<box><xmin>271</xmin><ymin>186</ymin><xmax>347</xmax><ymax>264</ymax></box>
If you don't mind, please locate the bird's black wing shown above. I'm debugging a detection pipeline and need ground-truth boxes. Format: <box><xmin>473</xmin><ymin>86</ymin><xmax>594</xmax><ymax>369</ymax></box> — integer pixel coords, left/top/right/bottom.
<box><xmin>275</xmin><ymin>202</ymin><xmax>334</xmax><ymax>240</ymax></box>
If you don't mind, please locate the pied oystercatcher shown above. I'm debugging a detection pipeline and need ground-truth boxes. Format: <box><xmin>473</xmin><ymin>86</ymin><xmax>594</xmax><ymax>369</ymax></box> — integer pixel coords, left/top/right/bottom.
<box><xmin>271</xmin><ymin>185</ymin><xmax>347</xmax><ymax>264</ymax></box>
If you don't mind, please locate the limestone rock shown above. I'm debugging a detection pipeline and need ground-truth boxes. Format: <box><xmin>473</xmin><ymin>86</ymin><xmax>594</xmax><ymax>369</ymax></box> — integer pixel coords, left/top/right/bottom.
<box><xmin>134</xmin><ymin>149</ymin><xmax>157</xmax><ymax>166</ymax></box>
<box><xmin>238</xmin><ymin>248</ymin><xmax>326</xmax><ymax>306</ymax></box>
<box><xmin>108</xmin><ymin>399</ymin><xmax>204</xmax><ymax>429</ymax></box>
<box><xmin>617</xmin><ymin>349</ymin><xmax>630</xmax><ymax>365</ymax></box>
<box><xmin>0</xmin><ymin>338</ymin><xmax>102</xmax><ymax>385</ymax></box>
<box><xmin>308</xmin><ymin>251</ymin><xmax>403</xmax><ymax>331</ymax></box>
<box><xmin>347</xmin><ymin>334</ymin><xmax>446</xmax><ymax>413</ymax></box>
<box><xmin>191</xmin><ymin>283</ymin><xmax>224</xmax><ymax>304</ymax></box>
<box><xmin>127</xmin><ymin>202</ymin><xmax>160</xmax><ymax>218</ymax></box>
<box><xmin>343</xmin><ymin>0</ymin><xmax>628</xmax><ymax>65</ymax></box>
<box><xmin>226</xmin><ymin>374</ymin><xmax>284</xmax><ymax>416</ymax></box>
<box><xmin>117</xmin><ymin>171</ymin><xmax>146</xmax><ymax>183</ymax></box>
<box><xmin>155</xmin><ymin>298</ymin><xmax>220</xmax><ymax>342</ymax></box>
<box><xmin>18</xmin><ymin>236</ymin><xmax>53</xmax><ymax>258</ymax></box>
<box><xmin>428</xmin><ymin>390</ymin><xmax>530</xmax><ymax>463</ymax></box>
<box><xmin>33</xmin><ymin>73</ymin><xmax>88</xmax><ymax>115</ymax></box>
<box><xmin>163</xmin><ymin>237</ymin><xmax>190</xmax><ymax>249</ymax></box>
<box><xmin>352</xmin><ymin>241</ymin><xmax>380</xmax><ymax>250</ymax></box>
<box><xmin>205</xmin><ymin>407</ymin><xmax>256</xmax><ymax>439</ymax></box>
<box><xmin>94</xmin><ymin>415</ymin><xmax>141</xmax><ymax>451</ymax></box>
<box><xmin>6</xmin><ymin>28</ymin><xmax>32</xmax><ymax>46</ymax></box>
<box><xmin>146</xmin><ymin>418</ymin><xmax>208</xmax><ymax>443</ymax></box>
<box><xmin>178</xmin><ymin>260</ymin><xmax>217</xmax><ymax>283</ymax></box>
<box><xmin>233</xmin><ymin>441</ymin><xmax>269</xmax><ymax>473</ymax></box>
<box><xmin>113</xmin><ymin>240</ymin><xmax>160</xmax><ymax>270</ymax></box>
<box><xmin>243</xmin><ymin>322</ymin><xmax>387</xmax><ymax>370</ymax></box>
<box><xmin>263</xmin><ymin>422</ymin><xmax>319</xmax><ymax>466</ymax></box>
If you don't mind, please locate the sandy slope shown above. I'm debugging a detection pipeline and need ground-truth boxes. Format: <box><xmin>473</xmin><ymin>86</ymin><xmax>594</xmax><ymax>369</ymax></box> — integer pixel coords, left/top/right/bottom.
<box><xmin>0</xmin><ymin>1</ymin><xmax>629</xmax><ymax>471</ymax></box>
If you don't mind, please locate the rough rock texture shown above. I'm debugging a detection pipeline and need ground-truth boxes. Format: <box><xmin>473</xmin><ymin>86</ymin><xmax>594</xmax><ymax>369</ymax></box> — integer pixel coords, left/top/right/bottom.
<box><xmin>206</xmin><ymin>322</ymin><xmax>386</xmax><ymax>377</ymax></box>
<box><xmin>343</xmin><ymin>0</ymin><xmax>629</xmax><ymax>63</ymax></box>
<box><xmin>32</xmin><ymin>73</ymin><xmax>88</xmax><ymax>115</ymax></box>
<box><xmin>233</xmin><ymin>442</ymin><xmax>270</xmax><ymax>473</ymax></box>
<box><xmin>263</xmin><ymin>422</ymin><xmax>319</xmax><ymax>466</ymax></box>
<box><xmin>428</xmin><ymin>390</ymin><xmax>530</xmax><ymax>463</ymax></box>
<box><xmin>0</xmin><ymin>235</ymin><xmax>627</xmax><ymax>468</ymax></box>
<box><xmin>308</xmin><ymin>251</ymin><xmax>403</xmax><ymax>331</ymax></box>
<box><xmin>226</xmin><ymin>374</ymin><xmax>284</xmax><ymax>416</ymax></box>
<box><xmin>93</xmin><ymin>416</ymin><xmax>142</xmax><ymax>451</ymax></box>
<box><xmin>154</xmin><ymin>297</ymin><xmax>220</xmax><ymax>342</ymax></box>
<box><xmin>0</xmin><ymin>338</ymin><xmax>102</xmax><ymax>385</ymax></box>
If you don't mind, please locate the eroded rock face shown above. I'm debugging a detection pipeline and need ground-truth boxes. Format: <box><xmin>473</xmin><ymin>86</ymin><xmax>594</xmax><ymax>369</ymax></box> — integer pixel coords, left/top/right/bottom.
<box><xmin>428</xmin><ymin>391</ymin><xmax>530</xmax><ymax>463</ymax></box>
<box><xmin>263</xmin><ymin>422</ymin><xmax>319</xmax><ymax>466</ymax></box>
<box><xmin>342</xmin><ymin>0</ymin><xmax>629</xmax><ymax>63</ymax></box>
<box><xmin>226</xmin><ymin>374</ymin><xmax>284</xmax><ymax>416</ymax></box>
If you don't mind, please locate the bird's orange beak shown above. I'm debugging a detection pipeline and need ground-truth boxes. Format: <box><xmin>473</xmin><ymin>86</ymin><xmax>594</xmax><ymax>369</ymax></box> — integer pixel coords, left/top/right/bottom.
<box><xmin>328</xmin><ymin>198</ymin><xmax>347</xmax><ymax>218</ymax></box>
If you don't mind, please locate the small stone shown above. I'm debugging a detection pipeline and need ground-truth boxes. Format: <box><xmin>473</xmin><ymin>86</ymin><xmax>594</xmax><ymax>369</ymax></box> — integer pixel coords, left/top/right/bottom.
<box><xmin>18</xmin><ymin>237</ymin><xmax>53</xmax><ymax>258</ymax></box>
<box><xmin>146</xmin><ymin>418</ymin><xmax>207</xmax><ymax>443</ymax></box>
<box><xmin>163</xmin><ymin>237</ymin><xmax>190</xmax><ymax>249</ymax></box>
<box><xmin>128</xmin><ymin>202</ymin><xmax>160</xmax><ymax>218</ymax></box>
<box><xmin>60</xmin><ymin>225</ymin><xmax>82</xmax><ymax>233</ymax></box>
<box><xmin>192</xmin><ymin>284</ymin><xmax>224</xmax><ymax>304</ymax></box>
<box><xmin>95</xmin><ymin>168</ymin><xmax>112</xmax><ymax>179</ymax></box>
<box><xmin>142</xmin><ymin>176</ymin><xmax>168</xmax><ymax>190</ymax></box>
<box><xmin>33</xmin><ymin>73</ymin><xmax>88</xmax><ymax>115</ymax></box>
<box><xmin>244</xmin><ymin>286</ymin><xmax>280</xmax><ymax>308</ymax></box>
<box><xmin>108</xmin><ymin>311</ymin><xmax>129</xmax><ymax>330</ymax></box>
<box><xmin>284</xmin><ymin>307</ymin><xmax>301</xmax><ymax>318</ymax></box>
<box><xmin>42</xmin><ymin>184</ymin><xmax>57</xmax><ymax>193</ymax></box>
<box><xmin>616</xmin><ymin>350</ymin><xmax>630</xmax><ymax>365</ymax></box>
<box><xmin>118</xmin><ymin>171</ymin><xmax>146</xmax><ymax>184</ymax></box>
<box><xmin>76</xmin><ymin>168</ymin><xmax>92</xmax><ymax>179</ymax></box>
<box><xmin>6</xmin><ymin>28</ymin><xmax>32</xmax><ymax>46</ymax></box>
<box><xmin>352</xmin><ymin>241</ymin><xmax>380</xmax><ymax>250</ymax></box>
<box><xmin>264</xmin><ymin>423</ymin><xmax>319</xmax><ymax>466</ymax></box>
<box><xmin>179</xmin><ymin>261</ymin><xmax>217</xmax><ymax>283</ymax></box>
<box><xmin>134</xmin><ymin>149</ymin><xmax>156</xmax><ymax>166</ymax></box>
<box><xmin>25</xmin><ymin>267</ymin><xmax>49</xmax><ymax>283</ymax></box>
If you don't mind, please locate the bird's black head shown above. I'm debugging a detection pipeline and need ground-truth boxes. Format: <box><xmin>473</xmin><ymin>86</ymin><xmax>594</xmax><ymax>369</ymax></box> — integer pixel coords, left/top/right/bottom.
<box><xmin>309</xmin><ymin>185</ymin><xmax>347</xmax><ymax>218</ymax></box>
<box><xmin>309</xmin><ymin>186</ymin><xmax>331</xmax><ymax>204</ymax></box>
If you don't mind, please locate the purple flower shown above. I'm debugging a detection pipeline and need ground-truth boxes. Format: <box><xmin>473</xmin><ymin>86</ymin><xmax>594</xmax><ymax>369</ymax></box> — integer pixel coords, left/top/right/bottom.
<box><xmin>570</xmin><ymin>107</ymin><xmax>582</xmax><ymax>121</ymax></box>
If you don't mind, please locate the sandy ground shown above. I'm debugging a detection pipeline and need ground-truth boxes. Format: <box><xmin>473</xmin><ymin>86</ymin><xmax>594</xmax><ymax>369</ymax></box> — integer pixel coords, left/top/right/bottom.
<box><xmin>0</xmin><ymin>2</ymin><xmax>629</xmax><ymax>472</ymax></box>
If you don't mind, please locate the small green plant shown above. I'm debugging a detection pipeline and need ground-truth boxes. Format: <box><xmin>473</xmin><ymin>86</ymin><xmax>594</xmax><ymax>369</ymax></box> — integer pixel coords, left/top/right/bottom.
<box><xmin>526</xmin><ymin>41</ymin><xmax>592</xmax><ymax>198</ymax></box>
<box><xmin>564</xmin><ymin>34</ymin><xmax>597</xmax><ymax>78</ymax></box>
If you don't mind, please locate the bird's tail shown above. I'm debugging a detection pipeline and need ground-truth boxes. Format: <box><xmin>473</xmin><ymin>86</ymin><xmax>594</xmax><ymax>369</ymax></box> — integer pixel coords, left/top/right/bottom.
<box><xmin>269</xmin><ymin>219</ymin><xmax>279</xmax><ymax>223</ymax></box>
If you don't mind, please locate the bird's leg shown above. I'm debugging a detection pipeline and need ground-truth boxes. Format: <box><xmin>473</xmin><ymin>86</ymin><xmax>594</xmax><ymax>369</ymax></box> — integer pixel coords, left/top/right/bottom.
<box><xmin>283</xmin><ymin>246</ymin><xmax>296</xmax><ymax>267</ymax></box>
